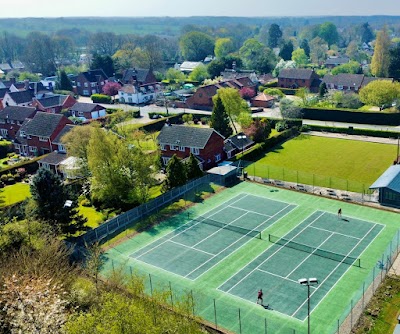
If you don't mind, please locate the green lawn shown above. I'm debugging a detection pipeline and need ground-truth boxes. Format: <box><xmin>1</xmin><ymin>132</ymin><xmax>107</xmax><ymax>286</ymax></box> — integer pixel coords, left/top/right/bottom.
<box><xmin>1</xmin><ymin>183</ymin><xmax>31</xmax><ymax>206</ymax></box>
<box><xmin>246</xmin><ymin>134</ymin><xmax>397</xmax><ymax>192</ymax></box>
<box><xmin>79</xmin><ymin>205</ymin><xmax>105</xmax><ymax>229</ymax></box>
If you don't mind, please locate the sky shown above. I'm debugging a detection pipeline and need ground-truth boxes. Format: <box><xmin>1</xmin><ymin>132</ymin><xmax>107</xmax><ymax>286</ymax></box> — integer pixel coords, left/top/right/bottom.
<box><xmin>1</xmin><ymin>0</ymin><xmax>400</xmax><ymax>18</ymax></box>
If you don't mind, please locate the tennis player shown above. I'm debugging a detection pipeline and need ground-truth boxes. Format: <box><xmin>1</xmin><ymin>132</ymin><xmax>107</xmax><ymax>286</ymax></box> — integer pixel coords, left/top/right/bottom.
<box><xmin>256</xmin><ymin>289</ymin><xmax>263</xmax><ymax>305</ymax></box>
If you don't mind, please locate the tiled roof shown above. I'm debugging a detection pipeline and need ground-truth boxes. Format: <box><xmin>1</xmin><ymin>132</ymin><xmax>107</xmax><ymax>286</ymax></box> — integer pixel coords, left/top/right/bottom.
<box><xmin>7</xmin><ymin>90</ymin><xmax>34</xmax><ymax>104</ymax></box>
<box><xmin>158</xmin><ymin>125</ymin><xmax>223</xmax><ymax>148</ymax></box>
<box><xmin>0</xmin><ymin>106</ymin><xmax>36</xmax><ymax>121</ymax></box>
<box><xmin>0</xmin><ymin>87</ymin><xmax>8</xmax><ymax>99</ymax></box>
<box><xmin>39</xmin><ymin>151</ymin><xmax>68</xmax><ymax>165</ymax></box>
<box><xmin>53</xmin><ymin>124</ymin><xmax>76</xmax><ymax>144</ymax></box>
<box><xmin>325</xmin><ymin>56</ymin><xmax>350</xmax><ymax>66</ymax></box>
<box><xmin>122</xmin><ymin>68</ymin><xmax>151</xmax><ymax>84</ymax></box>
<box><xmin>321</xmin><ymin>74</ymin><xmax>393</xmax><ymax>88</ymax></box>
<box><xmin>70</xmin><ymin>102</ymin><xmax>102</xmax><ymax>113</ymax></box>
<box><xmin>80</xmin><ymin>69</ymin><xmax>108</xmax><ymax>82</ymax></box>
<box><xmin>119</xmin><ymin>84</ymin><xmax>136</xmax><ymax>94</ymax></box>
<box><xmin>252</xmin><ymin>93</ymin><xmax>275</xmax><ymax>102</ymax></box>
<box><xmin>0</xmin><ymin>63</ymin><xmax>12</xmax><ymax>71</ymax></box>
<box><xmin>21</xmin><ymin>112</ymin><xmax>65</xmax><ymax>137</ymax></box>
<box><xmin>35</xmin><ymin>95</ymin><xmax>68</xmax><ymax>108</ymax></box>
<box><xmin>278</xmin><ymin>68</ymin><xmax>315</xmax><ymax>80</ymax></box>
<box><xmin>370</xmin><ymin>165</ymin><xmax>400</xmax><ymax>193</ymax></box>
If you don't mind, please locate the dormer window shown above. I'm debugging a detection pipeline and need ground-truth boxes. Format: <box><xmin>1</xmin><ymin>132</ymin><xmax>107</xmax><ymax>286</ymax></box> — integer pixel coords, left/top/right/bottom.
<box><xmin>58</xmin><ymin>144</ymin><xmax>66</xmax><ymax>153</ymax></box>
<box><xmin>39</xmin><ymin>136</ymin><xmax>47</xmax><ymax>142</ymax></box>
<box><xmin>20</xmin><ymin>131</ymin><xmax>26</xmax><ymax>138</ymax></box>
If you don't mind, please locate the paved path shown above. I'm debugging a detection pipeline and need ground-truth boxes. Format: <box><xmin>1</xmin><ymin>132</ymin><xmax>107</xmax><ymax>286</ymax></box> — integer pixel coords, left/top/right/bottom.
<box><xmin>307</xmin><ymin>131</ymin><xmax>400</xmax><ymax>145</ymax></box>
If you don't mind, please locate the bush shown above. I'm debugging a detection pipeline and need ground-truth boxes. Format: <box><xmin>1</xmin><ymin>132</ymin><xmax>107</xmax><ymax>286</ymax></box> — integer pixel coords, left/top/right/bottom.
<box><xmin>200</xmin><ymin>117</ymin><xmax>208</xmax><ymax>125</ymax></box>
<box><xmin>275</xmin><ymin>121</ymin><xmax>288</xmax><ymax>132</ymax></box>
<box><xmin>91</xmin><ymin>94</ymin><xmax>111</xmax><ymax>103</ymax></box>
<box><xmin>80</xmin><ymin>198</ymin><xmax>91</xmax><ymax>207</ymax></box>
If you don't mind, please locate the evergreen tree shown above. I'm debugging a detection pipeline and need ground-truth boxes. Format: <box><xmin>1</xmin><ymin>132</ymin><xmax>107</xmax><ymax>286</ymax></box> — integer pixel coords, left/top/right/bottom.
<box><xmin>319</xmin><ymin>82</ymin><xmax>328</xmax><ymax>98</ymax></box>
<box><xmin>58</xmin><ymin>70</ymin><xmax>73</xmax><ymax>91</ymax></box>
<box><xmin>164</xmin><ymin>155</ymin><xmax>187</xmax><ymax>191</ymax></box>
<box><xmin>388</xmin><ymin>43</ymin><xmax>400</xmax><ymax>81</ymax></box>
<box><xmin>360</xmin><ymin>22</ymin><xmax>374</xmax><ymax>44</ymax></box>
<box><xmin>268</xmin><ymin>24</ymin><xmax>282</xmax><ymax>48</ymax></box>
<box><xmin>300</xmin><ymin>39</ymin><xmax>310</xmax><ymax>58</ymax></box>
<box><xmin>279</xmin><ymin>41</ymin><xmax>294</xmax><ymax>61</ymax></box>
<box><xmin>186</xmin><ymin>153</ymin><xmax>204</xmax><ymax>180</ymax></box>
<box><xmin>30</xmin><ymin>168</ymin><xmax>86</xmax><ymax>235</ymax></box>
<box><xmin>91</xmin><ymin>54</ymin><xmax>115</xmax><ymax>77</ymax></box>
<box><xmin>371</xmin><ymin>27</ymin><xmax>391</xmax><ymax>77</ymax></box>
<box><xmin>210</xmin><ymin>95</ymin><xmax>233</xmax><ymax>138</ymax></box>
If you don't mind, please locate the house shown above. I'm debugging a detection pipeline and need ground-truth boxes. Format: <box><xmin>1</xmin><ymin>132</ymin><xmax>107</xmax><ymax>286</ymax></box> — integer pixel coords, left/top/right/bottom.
<box><xmin>0</xmin><ymin>87</ymin><xmax>8</xmax><ymax>109</ymax></box>
<box><xmin>14</xmin><ymin>112</ymin><xmax>72</xmax><ymax>156</ymax></box>
<box><xmin>224</xmin><ymin>133</ymin><xmax>254</xmax><ymax>159</ymax></box>
<box><xmin>75</xmin><ymin>69</ymin><xmax>108</xmax><ymax>96</ymax></box>
<box><xmin>370</xmin><ymin>165</ymin><xmax>400</xmax><ymax>208</ymax></box>
<box><xmin>69</xmin><ymin>102</ymin><xmax>106</xmax><ymax>122</ymax></box>
<box><xmin>121</xmin><ymin>68</ymin><xmax>157</xmax><ymax>86</ymax></box>
<box><xmin>51</xmin><ymin>124</ymin><xmax>75</xmax><ymax>152</ymax></box>
<box><xmin>251</xmin><ymin>93</ymin><xmax>275</xmax><ymax>109</ymax></box>
<box><xmin>185</xmin><ymin>77</ymin><xmax>255</xmax><ymax>111</ymax></box>
<box><xmin>179</xmin><ymin>61</ymin><xmax>202</xmax><ymax>73</ymax></box>
<box><xmin>324</xmin><ymin>56</ymin><xmax>350</xmax><ymax>69</ymax></box>
<box><xmin>322</xmin><ymin>74</ymin><xmax>394</xmax><ymax>92</ymax></box>
<box><xmin>38</xmin><ymin>151</ymin><xmax>81</xmax><ymax>179</ymax></box>
<box><xmin>32</xmin><ymin>94</ymin><xmax>76</xmax><ymax>114</ymax></box>
<box><xmin>0</xmin><ymin>106</ymin><xmax>37</xmax><ymax>139</ymax></box>
<box><xmin>278</xmin><ymin>69</ymin><xmax>320</xmax><ymax>91</ymax></box>
<box><xmin>157</xmin><ymin>125</ymin><xmax>226</xmax><ymax>170</ymax></box>
<box><xmin>2</xmin><ymin>89</ymin><xmax>34</xmax><ymax>107</ymax></box>
<box><xmin>118</xmin><ymin>84</ymin><xmax>161</xmax><ymax>105</ymax></box>
<box><xmin>0</xmin><ymin>63</ymin><xmax>12</xmax><ymax>74</ymax></box>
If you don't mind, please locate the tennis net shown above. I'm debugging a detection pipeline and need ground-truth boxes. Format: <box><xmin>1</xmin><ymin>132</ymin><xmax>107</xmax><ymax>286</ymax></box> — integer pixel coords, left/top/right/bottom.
<box><xmin>268</xmin><ymin>234</ymin><xmax>361</xmax><ymax>267</ymax></box>
<box><xmin>192</xmin><ymin>215</ymin><xmax>262</xmax><ymax>239</ymax></box>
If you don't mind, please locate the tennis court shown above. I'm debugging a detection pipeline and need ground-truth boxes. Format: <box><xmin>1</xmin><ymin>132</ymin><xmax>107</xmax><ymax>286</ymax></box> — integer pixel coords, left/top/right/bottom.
<box><xmin>218</xmin><ymin>210</ymin><xmax>384</xmax><ymax>321</ymax></box>
<box><xmin>130</xmin><ymin>193</ymin><xmax>296</xmax><ymax>280</ymax></box>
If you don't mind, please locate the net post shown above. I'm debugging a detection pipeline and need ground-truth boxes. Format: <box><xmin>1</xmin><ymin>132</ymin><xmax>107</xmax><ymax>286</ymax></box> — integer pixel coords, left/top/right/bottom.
<box><xmin>362</xmin><ymin>281</ymin><xmax>365</xmax><ymax>309</ymax></box>
<box><xmin>264</xmin><ymin>318</ymin><xmax>267</xmax><ymax>334</ymax></box>
<box><xmin>238</xmin><ymin>308</ymin><xmax>242</xmax><ymax>334</ymax></box>
<box><xmin>337</xmin><ymin>319</ymin><xmax>340</xmax><ymax>333</ymax></box>
<box><xmin>213</xmin><ymin>298</ymin><xmax>218</xmax><ymax>329</ymax></box>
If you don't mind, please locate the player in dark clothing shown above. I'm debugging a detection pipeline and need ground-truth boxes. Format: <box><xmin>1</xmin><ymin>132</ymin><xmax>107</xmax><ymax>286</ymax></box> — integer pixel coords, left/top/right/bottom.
<box><xmin>257</xmin><ymin>289</ymin><xmax>263</xmax><ymax>305</ymax></box>
<box><xmin>338</xmin><ymin>208</ymin><xmax>342</xmax><ymax>218</ymax></box>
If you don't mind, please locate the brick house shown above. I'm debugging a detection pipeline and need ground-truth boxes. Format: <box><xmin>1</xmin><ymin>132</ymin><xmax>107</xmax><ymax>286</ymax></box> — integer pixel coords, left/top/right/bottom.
<box><xmin>50</xmin><ymin>124</ymin><xmax>75</xmax><ymax>152</ymax></box>
<box><xmin>157</xmin><ymin>125</ymin><xmax>226</xmax><ymax>170</ymax></box>
<box><xmin>0</xmin><ymin>106</ymin><xmax>37</xmax><ymax>139</ymax></box>
<box><xmin>324</xmin><ymin>56</ymin><xmax>350</xmax><ymax>69</ymax></box>
<box><xmin>251</xmin><ymin>93</ymin><xmax>275</xmax><ymax>108</ymax></box>
<box><xmin>185</xmin><ymin>77</ymin><xmax>255</xmax><ymax>111</ymax></box>
<box><xmin>118</xmin><ymin>84</ymin><xmax>161</xmax><ymax>105</ymax></box>
<box><xmin>69</xmin><ymin>102</ymin><xmax>106</xmax><ymax>122</ymax></box>
<box><xmin>322</xmin><ymin>74</ymin><xmax>394</xmax><ymax>92</ymax></box>
<box><xmin>278</xmin><ymin>69</ymin><xmax>320</xmax><ymax>91</ymax></box>
<box><xmin>75</xmin><ymin>69</ymin><xmax>108</xmax><ymax>96</ymax></box>
<box><xmin>32</xmin><ymin>94</ymin><xmax>77</xmax><ymax>114</ymax></box>
<box><xmin>121</xmin><ymin>68</ymin><xmax>157</xmax><ymax>85</ymax></box>
<box><xmin>14</xmin><ymin>112</ymin><xmax>72</xmax><ymax>156</ymax></box>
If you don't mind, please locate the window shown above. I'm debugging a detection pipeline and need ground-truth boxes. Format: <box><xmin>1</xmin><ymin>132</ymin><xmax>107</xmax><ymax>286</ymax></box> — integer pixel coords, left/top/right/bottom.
<box><xmin>29</xmin><ymin>146</ymin><xmax>37</xmax><ymax>152</ymax></box>
<box><xmin>215</xmin><ymin>154</ymin><xmax>221</xmax><ymax>162</ymax></box>
<box><xmin>160</xmin><ymin>144</ymin><xmax>166</xmax><ymax>151</ymax></box>
<box><xmin>190</xmin><ymin>147</ymin><xmax>199</xmax><ymax>155</ymax></box>
<box><xmin>77</xmin><ymin>82</ymin><xmax>81</xmax><ymax>87</ymax></box>
<box><xmin>91</xmin><ymin>82</ymin><xmax>96</xmax><ymax>87</ymax></box>
<box><xmin>26</xmin><ymin>135</ymin><xmax>31</xmax><ymax>139</ymax></box>
<box><xmin>39</xmin><ymin>136</ymin><xmax>47</xmax><ymax>142</ymax></box>
<box><xmin>20</xmin><ymin>131</ymin><xmax>26</xmax><ymax>138</ymax></box>
<box><xmin>84</xmin><ymin>82</ymin><xmax>88</xmax><ymax>87</ymax></box>
<box><xmin>92</xmin><ymin>89</ymin><xmax>97</xmax><ymax>94</ymax></box>
<box><xmin>101</xmin><ymin>81</ymin><xmax>104</xmax><ymax>85</ymax></box>
<box><xmin>83</xmin><ymin>90</ymin><xmax>89</xmax><ymax>96</ymax></box>
<box><xmin>170</xmin><ymin>145</ymin><xmax>177</xmax><ymax>151</ymax></box>
<box><xmin>10</xmin><ymin>120</ymin><xmax>14</xmax><ymax>124</ymax></box>
<box><xmin>41</xmin><ymin>162</ymin><xmax>50</xmax><ymax>170</ymax></box>
<box><xmin>14</xmin><ymin>144</ymin><xmax>20</xmax><ymax>150</ymax></box>
<box><xmin>179</xmin><ymin>146</ymin><xmax>185</xmax><ymax>152</ymax></box>
<box><xmin>78</xmin><ymin>111</ymin><xmax>84</xmax><ymax>117</ymax></box>
<box><xmin>0</xmin><ymin>129</ymin><xmax>8</xmax><ymax>136</ymax></box>
<box><xmin>338</xmin><ymin>85</ymin><xmax>343</xmax><ymax>90</ymax></box>
<box><xmin>162</xmin><ymin>157</ymin><xmax>171</xmax><ymax>165</ymax></box>
<box><xmin>58</xmin><ymin>144</ymin><xmax>66</xmax><ymax>153</ymax></box>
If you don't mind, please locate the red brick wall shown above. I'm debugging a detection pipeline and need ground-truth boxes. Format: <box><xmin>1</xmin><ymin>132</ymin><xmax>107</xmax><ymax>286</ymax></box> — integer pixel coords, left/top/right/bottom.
<box><xmin>278</xmin><ymin>78</ymin><xmax>312</xmax><ymax>89</ymax></box>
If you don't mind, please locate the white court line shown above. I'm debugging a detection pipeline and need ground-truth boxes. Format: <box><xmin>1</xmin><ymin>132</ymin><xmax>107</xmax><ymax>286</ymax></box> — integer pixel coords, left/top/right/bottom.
<box><xmin>133</xmin><ymin>194</ymin><xmax>249</xmax><ymax>259</ymax></box>
<box><xmin>185</xmin><ymin>203</ymin><xmax>295</xmax><ymax>279</ymax></box>
<box><xmin>220</xmin><ymin>211</ymin><xmax>326</xmax><ymax>292</ymax></box>
<box><xmin>309</xmin><ymin>225</ymin><xmax>361</xmax><ymax>240</ymax></box>
<box><xmin>256</xmin><ymin>268</ymin><xmax>314</xmax><ymax>286</ymax></box>
<box><xmin>168</xmin><ymin>239</ymin><xmax>215</xmax><ymax>256</ymax></box>
<box><xmin>226</xmin><ymin>204</ymin><xmax>272</xmax><ymax>218</ymax></box>
<box><xmin>237</xmin><ymin>192</ymin><xmax>296</xmax><ymax>207</ymax></box>
<box><xmin>305</xmin><ymin>222</ymin><xmax>385</xmax><ymax>320</ymax></box>
<box><xmin>191</xmin><ymin>212</ymin><xmax>249</xmax><ymax>248</ymax></box>
<box><xmin>291</xmin><ymin>222</ymin><xmax>379</xmax><ymax>318</ymax></box>
<box><xmin>285</xmin><ymin>232</ymin><xmax>334</xmax><ymax>279</ymax></box>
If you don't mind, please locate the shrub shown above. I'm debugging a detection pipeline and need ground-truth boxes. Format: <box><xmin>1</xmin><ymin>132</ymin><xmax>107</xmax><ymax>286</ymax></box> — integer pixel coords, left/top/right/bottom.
<box><xmin>200</xmin><ymin>117</ymin><xmax>208</xmax><ymax>125</ymax></box>
<box><xmin>80</xmin><ymin>198</ymin><xmax>91</xmax><ymax>207</ymax></box>
<box><xmin>275</xmin><ymin>121</ymin><xmax>288</xmax><ymax>132</ymax></box>
<box><xmin>91</xmin><ymin>94</ymin><xmax>111</xmax><ymax>104</ymax></box>
<box><xmin>1</xmin><ymin>174</ymin><xmax>8</xmax><ymax>182</ymax></box>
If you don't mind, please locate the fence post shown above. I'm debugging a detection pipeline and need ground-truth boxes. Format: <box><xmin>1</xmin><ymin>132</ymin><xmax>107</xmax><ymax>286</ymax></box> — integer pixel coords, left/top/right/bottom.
<box><xmin>238</xmin><ymin>308</ymin><xmax>242</xmax><ymax>334</ymax></box>
<box><xmin>282</xmin><ymin>167</ymin><xmax>285</xmax><ymax>181</ymax></box>
<box><xmin>130</xmin><ymin>266</ymin><xmax>133</xmax><ymax>279</ymax></box>
<box><xmin>213</xmin><ymin>299</ymin><xmax>218</xmax><ymax>329</ymax></box>
<box><xmin>312</xmin><ymin>174</ymin><xmax>315</xmax><ymax>192</ymax></box>
<box><xmin>296</xmin><ymin>171</ymin><xmax>298</xmax><ymax>185</ymax></box>
<box><xmin>362</xmin><ymin>282</ymin><xmax>365</xmax><ymax>309</ymax></box>
<box><xmin>191</xmin><ymin>290</ymin><xmax>195</xmax><ymax>316</ymax></box>
<box><xmin>373</xmin><ymin>266</ymin><xmax>375</xmax><ymax>292</ymax></box>
<box><xmin>337</xmin><ymin>319</ymin><xmax>340</xmax><ymax>334</ymax></box>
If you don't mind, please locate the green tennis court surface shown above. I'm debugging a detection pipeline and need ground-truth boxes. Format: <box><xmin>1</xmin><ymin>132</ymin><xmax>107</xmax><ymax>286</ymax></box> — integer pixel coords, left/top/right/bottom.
<box><xmin>218</xmin><ymin>211</ymin><xmax>383</xmax><ymax>320</ymax></box>
<box><xmin>131</xmin><ymin>194</ymin><xmax>296</xmax><ymax>280</ymax></box>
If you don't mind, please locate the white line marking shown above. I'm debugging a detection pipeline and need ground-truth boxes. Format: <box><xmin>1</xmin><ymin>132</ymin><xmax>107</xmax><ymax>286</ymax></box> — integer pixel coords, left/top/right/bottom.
<box><xmin>309</xmin><ymin>225</ymin><xmax>361</xmax><ymax>240</ymax></box>
<box><xmin>256</xmin><ymin>268</ymin><xmax>314</xmax><ymax>286</ymax></box>
<box><xmin>168</xmin><ymin>239</ymin><xmax>215</xmax><ymax>256</ymax></box>
<box><xmin>221</xmin><ymin>211</ymin><xmax>326</xmax><ymax>293</ymax></box>
<box><xmin>227</xmin><ymin>204</ymin><xmax>272</xmax><ymax>218</ymax></box>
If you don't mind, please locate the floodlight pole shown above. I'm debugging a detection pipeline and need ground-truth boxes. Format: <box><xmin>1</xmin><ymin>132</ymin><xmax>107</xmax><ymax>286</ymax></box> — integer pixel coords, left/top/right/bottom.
<box><xmin>299</xmin><ymin>278</ymin><xmax>319</xmax><ymax>334</ymax></box>
<box><xmin>237</xmin><ymin>134</ymin><xmax>247</xmax><ymax>177</ymax></box>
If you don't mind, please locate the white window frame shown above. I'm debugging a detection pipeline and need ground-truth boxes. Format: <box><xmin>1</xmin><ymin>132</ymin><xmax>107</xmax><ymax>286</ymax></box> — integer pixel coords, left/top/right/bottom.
<box><xmin>20</xmin><ymin>131</ymin><xmax>26</xmax><ymax>137</ymax></box>
<box><xmin>84</xmin><ymin>82</ymin><xmax>88</xmax><ymax>87</ymax></box>
<box><xmin>0</xmin><ymin>119</ymin><xmax>5</xmax><ymax>124</ymax></box>
<box><xmin>190</xmin><ymin>147</ymin><xmax>200</xmax><ymax>155</ymax></box>
<box><xmin>39</xmin><ymin>136</ymin><xmax>47</xmax><ymax>142</ymax></box>
<box><xmin>0</xmin><ymin>129</ymin><xmax>8</xmax><ymax>136</ymax></box>
<box><xmin>83</xmin><ymin>90</ymin><xmax>89</xmax><ymax>96</ymax></box>
<box><xmin>91</xmin><ymin>82</ymin><xmax>96</xmax><ymax>87</ymax></box>
<box><xmin>77</xmin><ymin>82</ymin><xmax>81</xmax><ymax>87</ymax></box>
<box><xmin>29</xmin><ymin>146</ymin><xmax>37</xmax><ymax>152</ymax></box>
<box><xmin>41</xmin><ymin>162</ymin><xmax>50</xmax><ymax>170</ymax></box>
<box><xmin>338</xmin><ymin>85</ymin><xmax>343</xmax><ymax>90</ymax></box>
<box><xmin>58</xmin><ymin>144</ymin><xmax>66</xmax><ymax>153</ymax></box>
<box><xmin>160</xmin><ymin>144</ymin><xmax>166</xmax><ymax>151</ymax></box>
<box><xmin>179</xmin><ymin>146</ymin><xmax>185</xmax><ymax>152</ymax></box>
<box><xmin>215</xmin><ymin>153</ymin><xmax>221</xmax><ymax>162</ymax></box>
<box><xmin>170</xmin><ymin>145</ymin><xmax>177</xmax><ymax>151</ymax></box>
<box><xmin>162</xmin><ymin>157</ymin><xmax>171</xmax><ymax>165</ymax></box>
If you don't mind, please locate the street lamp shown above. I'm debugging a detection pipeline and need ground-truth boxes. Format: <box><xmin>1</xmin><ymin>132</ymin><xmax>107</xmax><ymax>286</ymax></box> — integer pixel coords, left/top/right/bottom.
<box><xmin>237</xmin><ymin>134</ymin><xmax>247</xmax><ymax>178</ymax></box>
<box><xmin>298</xmin><ymin>277</ymin><xmax>319</xmax><ymax>334</ymax></box>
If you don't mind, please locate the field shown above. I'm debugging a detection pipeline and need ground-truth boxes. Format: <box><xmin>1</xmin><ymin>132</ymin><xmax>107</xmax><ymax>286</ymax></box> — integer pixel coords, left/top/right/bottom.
<box><xmin>1</xmin><ymin>183</ymin><xmax>31</xmax><ymax>206</ymax></box>
<box><xmin>246</xmin><ymin>135</ymin><xmax>398</xmax><ymax>193</ymax></box>
<box><xmin>101</xmin><ymin>181</ymin><xmax>400</xmax><ymax>334</ymax></box>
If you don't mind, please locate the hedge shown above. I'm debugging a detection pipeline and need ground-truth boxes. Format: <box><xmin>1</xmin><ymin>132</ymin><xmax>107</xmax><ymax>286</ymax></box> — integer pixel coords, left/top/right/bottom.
<box><xmin>233</xmin><ymin>127</ymin><xmax>299</xmax><ymax>162</ymax></box>
<box><xmin>302</xmin><ymin>107</ymin><xmax>400</xmax><ymax>126</ymax></box>
<box><xmin>303</xmin><ymin>124</ymin><xmax>400</xmax><ymax>138</ymax></box>
<box><xmin>277</xmin><ymin>87</ymin><xmax>300</xmax><ymax>95</ymax></box>
<box><xmin>139</xmin><ymin>114</ymin><xmax>184</xmax><ymax>132</ymax></box>
<box><xmin>91</xmin><ymin>94</ymin><xmax>111</xmax><ymax>103</ymax></box>
<box><xmin>0</xmin><ymin>156</ymin><xmax>42</xmax><ymax>176</ymax></box>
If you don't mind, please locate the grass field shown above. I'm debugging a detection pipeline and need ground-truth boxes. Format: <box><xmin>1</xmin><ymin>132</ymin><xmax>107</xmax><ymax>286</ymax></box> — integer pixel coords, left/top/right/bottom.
<box><xmin>101</xmin><ymin>181</ymin><xmax>400</xmax><ymax>334</ymax></box>
<box><xmin>246</xmin><ymin>135</ymin><xmax>397</xmax><ymax>192</ymax></box>
<box><xmin>1</xmin><ymin>183</ymin><xmax>30</xmax><ymax>206</ymax></box>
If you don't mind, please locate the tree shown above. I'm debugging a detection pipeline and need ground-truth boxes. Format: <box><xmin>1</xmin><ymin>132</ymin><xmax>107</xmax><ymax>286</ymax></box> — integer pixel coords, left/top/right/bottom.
<box><xmin>188</xmin><ymin>64</ymin><xmax>209</xmax><ymax>82</ymax></box>
<box><xmin>310</xmin><ymin>37</ymin><xmax>328</xmax><ymax>64</ymax></box>
<box><xmin>164</xmin><ymin>155</ymin><xmax>187</xmax><ymax>191</ymax></box>
<box><xmin>207</xmin><ymin>56</ymin><xmax>243</xmax><ymax>78</ymax></box>
<box><xmin>165</xmin><ymin>68</ymin><xmax>186</xmax><ymax>83</ymax></box>
<box><xmin>58</xmin><ymin>70</ymin><xmax>73</xmax><ymax>91</ymax></box>
<box><xmin>210</xmin><ymin>95</ymin><xmax>232</xmax><ymax>138</ymax></box>
<box><xmin>89</xmin><ymin>32</ymin><xmax>120</xmax><ymax>56</ymax></box>
<box><xmin>389</xmin><ymin>43</ymin><xmax>400</xmax><ymax>80</ymax></box>
<box><xmin>280</xmin><ymin>98</ymin><xmax>303</xmax><ymax>120</ymax></box>
<box><xmin>186</xmin><ymin>153</ymin><xmax>203</xmax><ymax>180</ymax></box>
<box><xmin>268</xmin><ymin>24</ymin><xmax>283</xmax><ymax>48</ymax></box>
<box><xmin>300</xmin><ymin>39</ymin><xmax>310</xmax><ymax>57</ymax></box>
<box><xmin>239</xmin><ymin>87</ymin><xmax>255</xmax><ymax>100</ymax></box>
<box><xmin>273</xmin><ymin>59</ymin><xmax>296</xmax><ymax>77</ymax></box>
<box><xmin>243</xmin><ymin>118</ymin><xmax>271</xmax><ymax>143</ymax></box>
<box><xmin>182</xmin><ymin>113</ymin><xmax>193</xmax><ymax>124</ymax></box>
<box><xmin>18</xmin><ymin>71</ymin><xmax>41</xmax><ymax>82</ymax></box>
<box><xmin>279</xmin><ymin>41</ymin><xmax>294</xmax><ymax>61</ymax></box>
<box><xmin>91</xmin><ymin>54</ymin><xmax>115</xmax><ymax>77</ymax></box>
<box><xmin>331</xmin><ymin>61</ymin><xmax>362</xmax><ymax>75</ymax></box>
<box><xmin>30</xmin><ymin>168</ymin><xmax>86</xmax><ymax>235</ymax></box>
<box><xmin>360</xmin><ymin>22</ymin><xmax>374</xmax><ymax>44</ymax></box>
<box><xmin>371</xmin><ymin>27</ymin><xmax>391</xmax><ymax>77</ymax></box>
<box><xmin>359</xmin><ymin>80</ymin><xmax>400</xmax><ymax>108</ymax></box>
<box><xmin>23</xmin><ymin>32</ymin><xmax>56</xmax><ymax>76</ymax></box>
<box><xmin>239</xmin><ymin>38</ymin><xmax>276</xmax><ymax>73</ymax></box>
<box><xmin>214</xmin><ymin>38</ymin><xmax>235</xmax><ymax>58</ymax></box>
<box><xmin>102</xmin><ymin>81</ymin><xmax>122</xmax><ymax>100</ymax></box>
<box><xmin>317</xmin><ymin>22</ymin><xmax>339</xmax><ymax>48</ymax></box>
<box><xmin>53</xmin><ymin>36</ymin><xmax>74</xmax><ymax>65</ymax></box>
<box><xmin>319</xmin><ymin>82</ymin><xmax>328</xmax><ymax>98</ymax></box>
<box><xmin>180</xmin><ymin>31</ymin><xmax>215</xmax><ymax>61</ymax></box>
<box><xmin>291</xmin><ymin>48</ymin><xmax>309</xmax><ymax>67</ymax></box>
